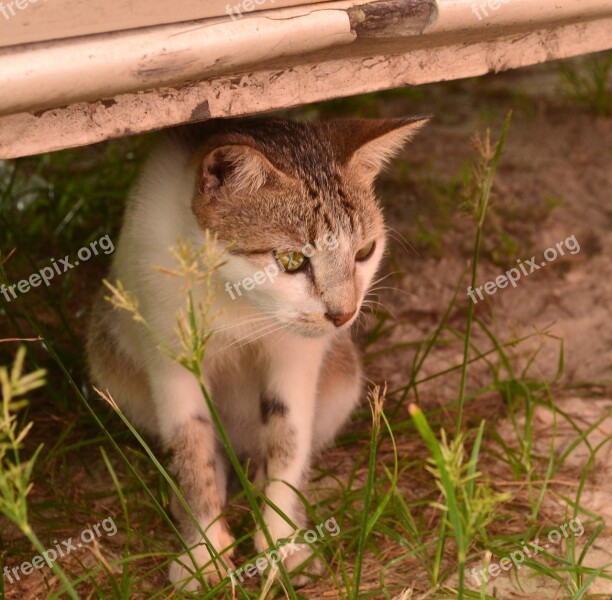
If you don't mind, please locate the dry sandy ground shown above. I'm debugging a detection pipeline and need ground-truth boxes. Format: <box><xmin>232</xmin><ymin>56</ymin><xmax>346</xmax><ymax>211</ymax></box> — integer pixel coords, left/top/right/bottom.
<box><xmin>307</xmin><ymin>60</ymin><xmax>612</xmax><ymax>598</ymax></box>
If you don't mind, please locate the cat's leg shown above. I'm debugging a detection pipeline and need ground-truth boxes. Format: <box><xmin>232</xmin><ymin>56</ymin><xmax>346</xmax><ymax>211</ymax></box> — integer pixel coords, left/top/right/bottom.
<box><xmin>151</xmin><ymin>361</ymin><xmax>234</xmax><ymax>590</ymax></box>
<box><xmin>258</xmin><ymin>333</ymin><xmax>360</xmax><ymax>585</ymax></box>
<box><xmin>255</xmin><ymin>337</ymin><xmax>328</xmax><ymax>585</ymax></box>
<box><xmin>312</xmin><ymin>333</ymin><xmax>363</xmax><ymax>454</ymax></box>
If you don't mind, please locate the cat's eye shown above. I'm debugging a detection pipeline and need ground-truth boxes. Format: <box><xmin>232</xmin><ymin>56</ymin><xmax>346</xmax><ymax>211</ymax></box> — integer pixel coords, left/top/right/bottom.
<box><xmin>275</xmin><ymin>251</ymin><xmax>307</xmax><ymax>273</ymax></box>
<box><xmin>355</xmin><ymin>240</ymin><xmax>376</xmax><ymax>262</ymax></box>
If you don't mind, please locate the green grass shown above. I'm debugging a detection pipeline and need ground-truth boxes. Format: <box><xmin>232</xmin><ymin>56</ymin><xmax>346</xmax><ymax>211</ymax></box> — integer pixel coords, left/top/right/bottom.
<box><xmin>1</xmin><ymin>59</ymin><xmax>611</xmax><ymax>599</ymax></box>
<box><xmin>559</xmin><ymin>54</ymin><xmax>612</xmax><ymax>116</ymax></box>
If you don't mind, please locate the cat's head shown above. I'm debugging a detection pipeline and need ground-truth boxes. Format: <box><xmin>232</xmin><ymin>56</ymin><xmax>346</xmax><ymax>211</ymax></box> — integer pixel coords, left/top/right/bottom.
<box><xmin>190</xmin><ymin>118</ymin><xmax>427</xmax><ymax>337</ymax></box>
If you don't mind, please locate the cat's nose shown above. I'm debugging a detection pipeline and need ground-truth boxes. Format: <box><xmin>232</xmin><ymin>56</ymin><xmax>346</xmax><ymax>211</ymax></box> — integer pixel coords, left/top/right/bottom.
<box><xmin>325</xmin><ymin>310</ymin><xmax>356</xmax><ymax>327</ymax></box>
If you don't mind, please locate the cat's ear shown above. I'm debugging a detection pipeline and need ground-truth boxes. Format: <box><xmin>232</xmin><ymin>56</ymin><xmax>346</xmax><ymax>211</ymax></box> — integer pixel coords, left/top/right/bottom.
<box><xmin>198</xmin><ymin>144</ymin><xmax>281</xmax><ymax>196</ymax></box>
<box><xmin>338</xmin><ymin>117</ymin><xmax>430</xmax><ymax>184</ymax></box>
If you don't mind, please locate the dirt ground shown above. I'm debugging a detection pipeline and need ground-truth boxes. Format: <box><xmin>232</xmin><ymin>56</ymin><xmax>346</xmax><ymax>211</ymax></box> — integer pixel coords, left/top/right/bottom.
<box><xmin>306</xmin><ymin>59</ymin><xmax>612</xmax><ymax>598</ymax></box>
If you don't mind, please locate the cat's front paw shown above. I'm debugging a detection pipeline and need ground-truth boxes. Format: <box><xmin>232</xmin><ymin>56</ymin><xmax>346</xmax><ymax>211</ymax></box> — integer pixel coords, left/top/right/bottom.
<box><xmin>169</xmin><ymin>534</ymin><xmax>235</xmax><ymax>591</ymax></box>
<box><xmin>280</xmin><ymin>542</ymin><xmax>325</xmax><ymax>587</ymax></box>
<box><xmin>253</xmin><ymin>532</ymin><xmax>324</xmax><ymax>588</ymax></box>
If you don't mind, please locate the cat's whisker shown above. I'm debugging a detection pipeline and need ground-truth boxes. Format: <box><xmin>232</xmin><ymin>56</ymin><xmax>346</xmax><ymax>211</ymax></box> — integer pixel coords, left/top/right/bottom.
<box><xmin>361</xmin><ymin>300</ymin><xmax>395</xmax><ymax>321</ymax></box>
<box><xmin>356</xmin><ymin>308</ymin><xmax>376</xmax><ymax>336</ymax></box>
<box><xmin>366</xmin><ymin>291</ymin><xmax>394</xmax><ymax>303</ymax></box>
<box><xmin>215</xmin><ymin>325</ymin><xmax>275</xmax><ymax>354</ymax></box>
<box><xmin>363</xmin><ymin>290</ymin><xmax>383</xmax><ymax>303</ymax></box>
<box><xmin>368</xmin><ymin>284</ymin><xmax>410</xmax><ymax>296</ymax></box>
<box><xmin>362</xmin><ymin>305</ymin><xmax>383</xmax><ymax>317</ymax></box>
<box><xmin>362</xmin><ymin>298</ymin><xmax>388</xmax><ymax>312</ymax></box>
<box><xmin>369</xmin><ymin>271</ymin><xmax>398</xmax><ymax>288</ymax></box>
<box><xmin>216</xmin><ymin>321</ymin><xmax>284</xmax><ymax>355</ymax></box>
<box><xmin>360</xmin><ymin>314</ymin><xmax>370</xmax><ymax>333</ymax></box>
<box><xmin>363</xmin><ymin>290</ymin><xmax>396</xmax><ymax>313</ymax></box>
<box><xmin>227</xmin><ymin>323</ymin><xmax>288</xmax><ymax>355</ymax></box>
<box><xmin>210</xmin><ymin>314</ymin><xmax>272</xmax><ymax>334</ymax></box>
<box><xmin>368</xmin><ymin>285</ymin><xmax>415</xmax><ymax>300</ymax></box>
<box><xmin>385</xmin><ymin>226</ymin><xmax>420</xmax><ymax>258</ymax></box>
<box><xmin>354</xmin><ymin>314</ymin><xmax>367</xmax><ymax>337</ymax></box>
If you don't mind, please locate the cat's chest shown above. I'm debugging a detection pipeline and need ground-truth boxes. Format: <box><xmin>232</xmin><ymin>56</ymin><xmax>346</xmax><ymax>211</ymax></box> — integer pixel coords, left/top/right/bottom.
<box><xmin>201</xmin><ymin>324</ymin><xmax>328</xmax><ymax>454</ymax></box>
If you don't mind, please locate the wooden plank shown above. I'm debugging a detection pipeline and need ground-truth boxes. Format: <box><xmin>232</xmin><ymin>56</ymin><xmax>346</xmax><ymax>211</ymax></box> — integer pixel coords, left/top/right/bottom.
<box><xmin>4</xmin><ymin>0</ymin><xmax>608</xmax><ymax>118</ymax></box>
<box><xmin>0</xmin><ymin>0</ymin><xmax>326</xmax><ymax>48</ymax></box>
<box><xmin>0</xmin><ymin>4</ymin><xmax>359</xmax><ymax>116</ymax></box>
<box><xmin>0</xmin><ymin>15</ymin><xmax>610</xmax><ymax>158</ymax></box>
<box><xmin>430</xmin><ymin>0</ymin><xmax>612</xmax><ymax>32</ymax></box>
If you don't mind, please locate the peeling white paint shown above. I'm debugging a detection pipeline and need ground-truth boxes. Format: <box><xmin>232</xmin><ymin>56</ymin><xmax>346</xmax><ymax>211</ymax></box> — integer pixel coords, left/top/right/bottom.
<box><xmin>0</xmin><ymin>0</ymin><xmax>610</xmax><ymax>157</ymax></box>
<box><xmin>0</xmin><ymin>15</ymin><xmax>610</xmax><ymax>158</ymax></box>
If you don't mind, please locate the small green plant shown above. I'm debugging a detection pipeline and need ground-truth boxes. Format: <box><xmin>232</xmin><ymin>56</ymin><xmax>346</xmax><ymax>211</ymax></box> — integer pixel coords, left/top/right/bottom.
<box><xmin>559</xmin><ymin>55</ymin><xmax>612</xmax><ymax>116</ymax></box>
<box><xmin>458</xmin><ymin>111</ymin><xmax>513</xmax><ymax>426</ymax></box>
<box><xmin>0</xmin><ymin>347</ymin><xmax>46</xmax><ymax>527</ymax></box>
<box><xmin>400</xmin><ymin>113</ymin><xmax>513</xmax><ymax>598</ymax></box>
<box><xmin>425</xmin><ymin>426</ymin><xmax>510</xmax><ymax>545</ymax></box>
<box><xmin>0</xmin><ymin>347</ymin><xmax>81</xmax><ymax>599</ymax></box>
<box><xmin>409</xmin><ymin>407</ymin><xmax>510</xmax><ymax>593</ymax></box>
<box><xmin>542</xmin><ymin>193</ymin><xmax>564</xmax><ymax>215</ymax></box>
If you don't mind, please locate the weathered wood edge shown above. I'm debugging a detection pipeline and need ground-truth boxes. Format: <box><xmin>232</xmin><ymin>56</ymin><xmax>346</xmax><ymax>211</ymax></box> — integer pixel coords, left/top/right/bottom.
<box><xmin>0</xmin><ymin>0</ymin><xmax>322</xmax><ymax>49</ymax></box>
<box><xmin>1</xmin><ymin>17</ymin><xmax>610</xmax><ymax>159</ymax></box>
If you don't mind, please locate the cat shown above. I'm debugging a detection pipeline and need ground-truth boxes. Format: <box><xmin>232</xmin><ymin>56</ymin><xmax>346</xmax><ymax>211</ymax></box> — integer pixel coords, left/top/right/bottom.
<box><xmin>86</xmin><ymin>117</ymin><xmax>427</xmax><ymax>590</ymax></box>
